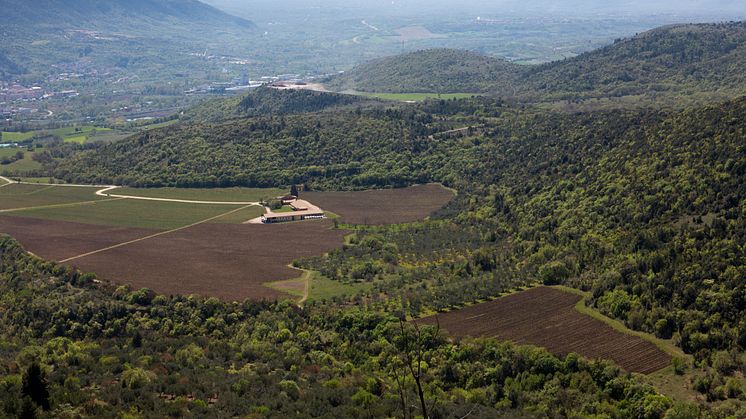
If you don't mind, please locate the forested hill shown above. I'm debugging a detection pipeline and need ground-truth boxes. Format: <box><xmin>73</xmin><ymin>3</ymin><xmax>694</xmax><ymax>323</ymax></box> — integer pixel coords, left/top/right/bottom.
<box><xmin>0</xmin><ymin>0</ymin><xmax>254</xmax><ymax>29</ymax></box>
<box><xmin>325</xmin><ymin>48</ymin><xmax>520</xmax><ymax>94</ymax></box>
<box><xmin>181</xmin><ymin>87</ymin><xmax>373</xmax><ymax>122</ymax></box>
<box><xmin>520</xmin><ymin>21</ymin><xmax>746</xmax><ymax>100</ymax></box>
<box><xmin>327</xmin><ymin>22</ymin><xmax>746</xmax><ymax>102</ymax></box>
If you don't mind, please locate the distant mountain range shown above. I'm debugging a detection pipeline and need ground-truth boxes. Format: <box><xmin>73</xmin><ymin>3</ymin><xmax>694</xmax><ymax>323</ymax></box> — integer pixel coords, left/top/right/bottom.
<box><xmin>0</xmin><ymin>0</ymin><xmax>253</xmax><ymax>29</ymax></box>
<box><xmin>328</xmin><ymin>22</ymin><xmax>746</xmax><ymax>102</ymax></box>
<box><xmin>0</xmin><ymin>0</ymin><xmax>255</xmax><ymax>80</ymax></box>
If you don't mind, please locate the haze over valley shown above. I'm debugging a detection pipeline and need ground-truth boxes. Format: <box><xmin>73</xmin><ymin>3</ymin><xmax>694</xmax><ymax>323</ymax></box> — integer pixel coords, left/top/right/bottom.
<box><xmin>1</xmin><ymin>1</ymin><xmax>745</xmax><ymax>418</ymax></box>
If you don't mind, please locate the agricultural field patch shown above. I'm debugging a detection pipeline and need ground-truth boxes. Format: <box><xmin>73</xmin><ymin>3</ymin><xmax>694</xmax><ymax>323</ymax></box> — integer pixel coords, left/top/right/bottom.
<box><xmin>6</xmin><ymin>198</ymin><xmax>249</xmax><ymax>229</ymax></box>
<box><xmin>1</xmin><ymin>125</ymin><xmax>113</xmax><ymax>144</ymax></box>
<box><xmin>59</xmin><ymin>220</ymin><xmax>348</xmax><ymax>301</ymax></box>
<box><xmin>0</xmin><ymin>184</ymin><xmax>105</xmax><ymax>210</ymax></box>
<box><xmin>304</xmin><ymin>183</ymin><xmax>455</xmax><ymax>225</ymax></box>
<box><xmin>115</xmin><ymin>186</ymin><xmax>286</xmax><ymax>202</ymax></box>
<box><xmin>0</xmin><ymin>216</ymin><xmax>156</xmax><ymax>262</ymax></box>
<box><xmin>418</xmin><ymin>286</ymin><xmax>672</xmax><ymax>374</ymax></box>
<box><xmin>0</xmin><ymin>147</ymin><xmax>42</xmax><ymax>172</ymax></box>
<box><xmin>393</xmin><ymin>25</ymin><xmax>447</xmax><ymax>42</ymax></box>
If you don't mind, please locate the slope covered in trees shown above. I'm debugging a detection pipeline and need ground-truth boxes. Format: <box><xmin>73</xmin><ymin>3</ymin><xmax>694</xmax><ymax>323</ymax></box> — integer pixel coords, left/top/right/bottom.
<box><xmin>327</xmin><ymin>22</ymin><xmax>746</xmax><ymax>102</ymax></box>
<box><xmin>521</xmin><ymin>21</ymin><xmax>746</xmax><ymax>100</ymax></box>
<box><xmin>325</xmin><ymin>48</ymin><xmax>520</xmax><ymax>94</ymax></box>
<box><xmin>47</xmin><ymin>96</ymin><xmax>746</xmax><ymax>398</ymax></box>
<box><xmin>182</xmin><ymin>87</ymin><xmax>373</xmax><ymax>123</ymax></box>
<box><xmin>0</xmin><ymin>235</ymin><xmax>686</xmax><ymax>417</ymax></box>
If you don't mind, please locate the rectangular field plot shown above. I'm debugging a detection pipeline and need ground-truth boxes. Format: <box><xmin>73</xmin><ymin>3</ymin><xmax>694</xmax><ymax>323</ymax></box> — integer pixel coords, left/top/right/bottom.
<box><xmin>0</xmin><ymin>184</ymin><xmax>105</xmax><ymax>210</ymax></box>
<box><xmin>419</xmin><ymin>287</ymin><xmax>671</xmax><ymax>374</ymax></box>
<box><xmin>0</xmin><ymin>215</ymin><xmax>156</xmax><ymax>262</ymax></box>
<box><xmin>0</xmin><ymin>216</ymin><xmax>348</xmax><ymax>301</ymax></box>
<box><xmin>115</xmin><ymin>186</ymin><xmax>286</xmax><ymax>202</ymax></box>
<box><xmin>64</xmin><ymin>221</ymin><xmax>348</xmax><ymax>301</ymax></box>
<box><xmin>304</xmin><ymin>183</ymin><xmax>455</xmax><ymax>225</ymax></box>
<box><xmin>6</xmin><ymin>198</ymin><xmax>248</xmax><ymax>229</ymax></box>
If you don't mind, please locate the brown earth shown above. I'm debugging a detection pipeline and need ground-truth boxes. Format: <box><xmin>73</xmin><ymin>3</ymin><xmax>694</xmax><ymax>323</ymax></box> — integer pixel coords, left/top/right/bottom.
<box><xmin>418</xmin><ymin>287</ymin><xmax>672</xmax><ymax>374</ymax></box>
<box><xmin>304</xmin><ymin>183</ymin><xmax>454</xmax><ymax>225</ymax></box>
<box><xmin>0</xmin><ymin>216</ymin><xmax>347</xmax><ymax>301</ymax></box>
<box><xmin>0</xmin><ymin>215</ymin><xmax>156</xmax><ymax>261</ymax></box>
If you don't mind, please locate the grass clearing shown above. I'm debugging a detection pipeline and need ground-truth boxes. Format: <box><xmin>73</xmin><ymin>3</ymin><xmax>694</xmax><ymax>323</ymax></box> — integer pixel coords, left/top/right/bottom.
<box><xmin>356</xmin><ymin>92</ymin><xmax>480</xmax><ymax>102</ymax></box>
<box><xmin>265</xmin><ymin>271</ymin><xmax>370</xmax><ymax>303</ymax></box>
<box><xmin>307</xmin><ymin>275</ymin><xmax>372</xmax><ymax>302</ymax></box>
<box><xmin>0</xmin><ymin>184</ymin><xmax>105</xmax><ymax>210</ymax></box>
<box><xmin>1</xmin><ymin>125</ymin><xmax>114</xmax><ymax>144</ymax></box>
<box><xmin>0</xmin><ymin>147</ymin><xmax>42</xmax><ymax>172</ymax></box>
<box><xmin>115</xmin><ymin>186</ymin><xmax>286</xmax><ymax>202</ymax></box>
<box><xmin>7</xmin><ymin>198</ymin><xmax>246</xmax><ymax>229</ymax></box>
<box><xmin>210</xmin><ymin>205</ymin><xmax>264</xmax><ymax>223</ymax></box>
<box><xmin>17</xmin><ymin>177</ymin><xmax>58</xmax><ymax>184</ymax></box>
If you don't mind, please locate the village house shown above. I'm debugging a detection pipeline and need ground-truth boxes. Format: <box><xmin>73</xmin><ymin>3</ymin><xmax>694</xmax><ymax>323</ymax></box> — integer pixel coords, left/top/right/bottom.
<box><xmin>261</xmin><ymin>197</ymin><xmax>325</xmax><ymax>224</ymax></box>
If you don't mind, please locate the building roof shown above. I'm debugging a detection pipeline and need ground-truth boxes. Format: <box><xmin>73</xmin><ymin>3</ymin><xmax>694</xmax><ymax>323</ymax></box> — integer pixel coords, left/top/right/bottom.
<box><xmin>263</xmin><ymin>199</ymin><xmax>324</xmax><ymax>220</ymax></box>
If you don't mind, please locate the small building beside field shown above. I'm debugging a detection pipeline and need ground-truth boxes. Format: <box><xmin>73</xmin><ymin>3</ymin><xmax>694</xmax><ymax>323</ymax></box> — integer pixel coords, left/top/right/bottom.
<box><xmin>262</xmin><ymin>198</ymin><xmax>325</xmax><ymax>224</ymax></box>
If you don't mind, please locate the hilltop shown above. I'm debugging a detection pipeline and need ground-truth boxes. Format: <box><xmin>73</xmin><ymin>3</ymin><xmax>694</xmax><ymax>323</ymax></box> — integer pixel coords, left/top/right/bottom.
<box><xmin>327</xmin><ymin>22</ymin><xmax>746</xmax><ymax>103</ymax></box>
<box><xmin>181</xmin><ymin>87</ymin><xmax>373</xmax><ymax>123</ymax></box>
<box><xmin>325</xmin><ymin>48</ymin><xmax>520</xmax><ymax>94</ymax></box>
<box><xmin>520</xmin><ymin>21</ymin><xmax>746</xmax><ymax>100</ymax></box>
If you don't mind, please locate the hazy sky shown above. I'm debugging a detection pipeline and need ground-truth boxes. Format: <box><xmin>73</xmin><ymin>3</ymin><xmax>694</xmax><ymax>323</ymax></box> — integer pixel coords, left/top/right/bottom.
<box><xmin>206</xmin><ymin>0</ymin><xmax>746</xmax><ymax>18</ymax></box>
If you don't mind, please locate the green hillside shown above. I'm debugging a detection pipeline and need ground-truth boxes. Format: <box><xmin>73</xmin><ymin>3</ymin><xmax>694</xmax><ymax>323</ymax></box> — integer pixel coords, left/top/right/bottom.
<box><xmin>327</xmin><ymin>22</ymin><xmax>746</xmax><ymax>103</ymax></box>
<box><xmin>325</xmin><ymin>48</ymin><xmax>520</xmax><ymax>94</ymax></box>
<box><xmin>9</xmin><ymin>93</ymin><xmax>746</xmax><ymax>415</ymax></box>
<box><xmin>182</xmin><ymin>87</ymin><xmax>372</xmax><ymax>123</ymax></box>
<box><xmin>521</xmin><ymin>21</ymin><xmax>746</xmax><ymax>100</ymax></box>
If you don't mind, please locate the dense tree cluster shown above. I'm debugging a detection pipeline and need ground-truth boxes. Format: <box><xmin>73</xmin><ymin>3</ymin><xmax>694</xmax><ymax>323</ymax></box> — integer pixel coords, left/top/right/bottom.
<box><xmin>0</xmin><ymin>235</ymin><xmax>706</xmax><ymax>418</ymax></box>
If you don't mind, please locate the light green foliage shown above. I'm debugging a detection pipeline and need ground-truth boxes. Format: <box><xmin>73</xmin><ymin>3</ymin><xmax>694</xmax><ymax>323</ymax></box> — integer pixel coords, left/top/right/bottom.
<box><xmin>121</xmin><ymin>367</ymin><xmax>156</xmax><ymax>389</ymax></box>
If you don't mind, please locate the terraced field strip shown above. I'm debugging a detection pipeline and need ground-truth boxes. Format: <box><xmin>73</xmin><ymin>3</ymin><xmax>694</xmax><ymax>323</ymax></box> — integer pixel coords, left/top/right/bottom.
<box><xmin>418</xmin><ymin>286</ymin><xmax>672</xmax><ymax>374</ymax></box>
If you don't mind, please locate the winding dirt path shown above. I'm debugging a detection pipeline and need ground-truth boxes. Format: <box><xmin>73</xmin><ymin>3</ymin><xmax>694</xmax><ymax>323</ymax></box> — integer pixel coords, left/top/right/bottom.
<box><xmin>94</xmin><ymin>185</ymin><xmax>263</xmax><ymax>205</ymax></box>
<box><xmin>1</xmin><ymin>178</ymin><xmax>263</xmax><ymax>206</ymax></box>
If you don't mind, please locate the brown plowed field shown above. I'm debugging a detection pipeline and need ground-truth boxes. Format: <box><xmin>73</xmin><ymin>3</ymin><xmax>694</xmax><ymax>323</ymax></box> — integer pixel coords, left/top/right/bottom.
<box><xmin>0</xmin><ymin>215</ymin><xmax>156</xmax><ymax>261</ymax></box>
<box><xmin>304</xmin><ymin>183</ymin><xmax>454</xmax><ymax>225</ymax></box>
<box><xmin>0</xmin><ymin>216</ymin><xmax>347</xmax><ymax>301</ymax></box>
<box><xmin>418</xmin><ymin>287</ymin><xmax>671</xmax><ymax>374</ymax></box>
